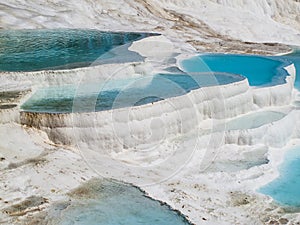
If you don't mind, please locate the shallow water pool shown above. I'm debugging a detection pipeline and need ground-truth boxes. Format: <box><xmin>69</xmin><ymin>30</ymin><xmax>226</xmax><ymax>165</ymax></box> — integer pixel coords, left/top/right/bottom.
<box><xmin>0</xmin><ymin>29</ymin><xmax>152</xmax><ymax>71</ymax></box>
<box><xmin>47</xmin><ymin>180</ymin><xmax>191</xmax><ymax>225</ymax></box>
<box><xmin>259</xmin><ymin>146</ymin><xmax>300</xmax><ymax>207</ymax></box>
<box><xmin>21</xmin><ymin>73</ymin><xmax>245</xmax><ymax>113</ymax></box>
<box><xmin>181</xmin><ymin>54</ymin><xmax>290</xmax><ymax>87</ymax></box>
<box><xmin>225</xmin><ymin>111</ymin><xmax>286</xmax><ymax>130</ymax></box>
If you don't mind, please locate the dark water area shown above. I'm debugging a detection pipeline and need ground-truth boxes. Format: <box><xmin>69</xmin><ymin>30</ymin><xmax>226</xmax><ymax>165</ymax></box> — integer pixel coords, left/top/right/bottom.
<box><xmin>0</xmin><ymin>29</ymin><xmax>153</xmax><ymax>71</ymax></box>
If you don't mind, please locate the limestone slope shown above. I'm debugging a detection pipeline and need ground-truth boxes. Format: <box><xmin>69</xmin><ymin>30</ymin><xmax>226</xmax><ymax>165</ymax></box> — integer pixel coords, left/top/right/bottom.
<box><xmin>0</xmin><ymin>0</ymin><xmax>300</xmax><ymax>53</ymax></box>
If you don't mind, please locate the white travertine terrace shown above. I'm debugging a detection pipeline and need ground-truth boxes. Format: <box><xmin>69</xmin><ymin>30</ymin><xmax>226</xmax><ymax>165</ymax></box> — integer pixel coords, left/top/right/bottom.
<box><xmin>252</xmin><ymin>65</ymin><xmax>296</xmax><ymax>107</ymax></box>
<box><xmin>18</xmin><ymin>60</ymin><xmax>296</xmax><ymax>164</ymax></box>
<box><xmin>0</xmin><ymin>62</ymin><xmax>151</xmax><ymax>88</ymax></box>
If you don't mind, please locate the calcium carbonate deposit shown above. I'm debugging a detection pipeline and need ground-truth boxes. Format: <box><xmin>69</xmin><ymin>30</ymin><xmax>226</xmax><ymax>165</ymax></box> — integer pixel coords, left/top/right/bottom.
<box><xmin>1</xmin><ymin>1</ymin><xmax>300</xmax><ymax>225</ymax></box>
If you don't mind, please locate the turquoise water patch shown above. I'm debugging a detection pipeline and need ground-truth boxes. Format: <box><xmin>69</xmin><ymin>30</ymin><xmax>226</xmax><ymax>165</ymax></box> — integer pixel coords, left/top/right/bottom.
<box><xmin>259</xmin><ymin>146</ymin><xmax>300</xmax><ymax>207</ymax></box>
<box><xmin>180</xmin><ymin>54</ymin><xmax>290</xmax><ymax>86</ymax></box>
<box><xmin>21</xmin><ymin>73</ymin><xmax>244</xmax><ymax>113</ymax></box>
<box><xmin>47</xmin><ymin>180</ymin><xmax>191</xmax><ymax>225</ymax></box>
<box><xmin>0</xmin><ymin>29</ymin><xmax>153</xmax><ymax>72</ymax></box>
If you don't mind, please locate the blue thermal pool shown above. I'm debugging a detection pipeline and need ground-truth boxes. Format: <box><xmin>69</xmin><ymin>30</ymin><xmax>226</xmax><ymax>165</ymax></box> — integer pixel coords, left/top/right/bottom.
<box><xmin>180</xmin><ymin>54</ymin><xmax>290</xmax><ymax>86</ymax></box>
<box><xmin>21</xmin><ymin>73</ymin><xmax>245</xmax><ymax>113</ymax></box>
<box><xmin>259</xmin><ymin>146</ymin><xmax>300</xmax><ymax>207</ymax></box>
<box><xmin>48</xmin><ymin>180</ymin><xmax>191</xmax><ymax>225</ymax></box>
<box><xmin>0</xmin><ymin>29</ymin><xmax>153</xmax><ymax>72</ymax></box>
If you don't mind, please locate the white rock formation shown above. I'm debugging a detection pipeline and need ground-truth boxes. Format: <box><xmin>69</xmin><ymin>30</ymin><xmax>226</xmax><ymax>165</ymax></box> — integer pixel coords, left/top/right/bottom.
<box><xmin>0</xmin><ymin>0</ymin><xmax>300</xmax><ymax>46</ymax></box>
<box><xmin>1</xmin><ymin>1</ymin><xmax>300</xmax><ymax>224</ymax></box>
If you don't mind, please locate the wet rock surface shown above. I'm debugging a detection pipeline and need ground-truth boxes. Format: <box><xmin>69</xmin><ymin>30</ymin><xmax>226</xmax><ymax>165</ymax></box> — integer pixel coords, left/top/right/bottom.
<box><xmin>0</xmin><ymin>90</ymin><xmax>30</xmax><ymax>110</ymax></box>
<box><xmin>3</xmin><ymin>196</ymin><xmax>48</xmax><ymax>216</ymax></box>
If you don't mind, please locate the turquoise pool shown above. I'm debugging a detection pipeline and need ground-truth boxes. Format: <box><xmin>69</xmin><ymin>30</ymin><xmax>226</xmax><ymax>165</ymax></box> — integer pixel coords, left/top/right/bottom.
<box><xmin>180</xmin><ymin>54</ymin><xmax>290</xmax><ymax>87</ymax></box>
<box><xmin>259</xmin><ymin>146</ymin><xmax>300</xmax><ymax>207</ymax></box>
<box><xmin>21</xmin><ymin>73</ymin><xmax>244</xmax><ymax>113</ymax></box>
<box><xmin>0</xmin><ymin>29</ymin><xmax>153</xmax><ymax>72</ymax></box>
<box><xmin>48</xmin><ymin>180</ymin><xmax>191</xmax><ymax>225</ymax></box>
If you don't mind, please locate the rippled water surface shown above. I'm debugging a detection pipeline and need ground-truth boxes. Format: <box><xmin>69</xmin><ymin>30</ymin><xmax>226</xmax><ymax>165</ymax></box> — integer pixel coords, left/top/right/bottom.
<box><xmin>0</xmin><ymin>29</ymin><xmax>152</xmax><ymax>71</ymax></box>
